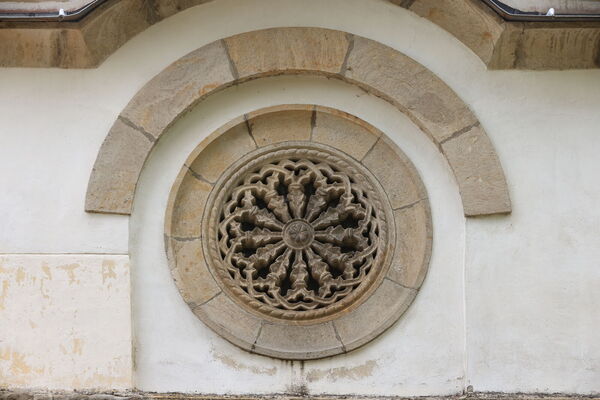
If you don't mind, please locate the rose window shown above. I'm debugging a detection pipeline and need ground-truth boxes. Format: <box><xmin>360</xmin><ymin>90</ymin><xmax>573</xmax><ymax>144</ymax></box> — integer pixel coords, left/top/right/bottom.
<box><xmin>204</xmin><ymin>144</ymin><xmax>392</xmax><ymax>322</ymax></box>
<box><xmin>166</xmin><ymin>107</ymin><xmax>432</xmax><ymax>359</ymax></box>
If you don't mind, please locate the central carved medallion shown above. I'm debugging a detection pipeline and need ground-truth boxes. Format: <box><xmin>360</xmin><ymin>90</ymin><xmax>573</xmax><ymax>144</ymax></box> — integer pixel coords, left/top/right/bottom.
<box><xmin>283</xmin><ymin>220</ymin><xmax>314</xmax><ymax>249</ymax></box>
<box><xmin>203</xmin><ymin>142</ymin><xmax>393</xmax><ymax>322</ymax></box>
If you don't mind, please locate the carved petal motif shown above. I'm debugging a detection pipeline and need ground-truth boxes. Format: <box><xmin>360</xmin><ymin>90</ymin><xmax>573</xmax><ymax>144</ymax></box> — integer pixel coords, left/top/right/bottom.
<box><xmin>210</xmin><ymin>146</ymin><xmax>391</xmax><ymax>320</ymax></box>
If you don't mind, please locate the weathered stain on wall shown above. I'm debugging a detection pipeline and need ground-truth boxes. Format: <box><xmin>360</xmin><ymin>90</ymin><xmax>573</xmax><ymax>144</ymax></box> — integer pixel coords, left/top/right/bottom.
<box><xmin>0</xmin><ymin>255</ymin><xmax>132</xmax><ymax>390</ymax></box>
<box><xmin>211</xmin><ymin>349</ymin><xmax>277</xmax><ymax>376</ymax></box>
<box><xmin>306</xmin><ymin>360</ymin><xmax>378</xmax><ymax>382</ymax></box>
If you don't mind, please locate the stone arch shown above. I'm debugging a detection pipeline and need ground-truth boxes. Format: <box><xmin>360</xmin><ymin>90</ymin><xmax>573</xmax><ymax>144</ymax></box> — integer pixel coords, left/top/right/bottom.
<box><xmin>85</xmin><ymin>27</ymin><xmax>511</xmax><ymax>217</ymax></box>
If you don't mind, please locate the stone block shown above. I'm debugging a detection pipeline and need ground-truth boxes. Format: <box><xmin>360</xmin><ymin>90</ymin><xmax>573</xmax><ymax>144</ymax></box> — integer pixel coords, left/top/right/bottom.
<box><xmin>224</xmin><ymin>28</ymin><xmax>350</xmax><ymax>79</ymax></box>
<box><xmin>408</xmin><ymin>0</ymin><xmax>505</xmax><ymax>65</ymax></box>
<box><xmin>254</xmin><ymin>321</ymin><xmax>344</xmax><ymax>360</ymax></box>
<box><xmin>166</xmin><ymin>238</ymin><xmax>221</xmax><ymax>309</ymax></box>
<box><xmin>85</xmin><ymin>118</ymin><xmax>154</xmax><ymax>214</ymax></box>
<box><xmin>187</xmin><ymin>122</ymin><xmax>256</xmax><ymax>183</ymax></box>
<box><xmin>153</xmin><ymin>0</ymin><xmax>212</xmax><ymax>19</ymax></box>
<box><xmin>514</xmin><ymin>25</ymin><xmax>600</xmax><ymax>70</ymax></box>
<box><xmin>333</xmin><ymin>279</ymin><xmax>417</xmax><ymax>351</ymax></box>
<box><xmin>247</xmin><ymin>109</ymin><xmax>312</xmax><ymax>146</ymax></box>
<box><xmin>345</xmin><ymin>36</ymin><xmax>478</xmax><ymax>143</ymax></box>
<box><xmin>194</xmin><ymin>293</ymin><xmax>262</xmax><ymax>351</ymax></box>
<box><xmin>487</xmin><ymin>22</ymin><xmax>523</xmax><ymax>69</ymax></box>
<box><xmin>441</xmin><ymin>124</ymin><xmax>511</xmax><ymax>216</ymax></box>
<box><xmin>387</xmin><ymin>201</ymin><xmax>432</xmax><ymax>289</ymax></box>
<box><xmin>312</xmin><ymin>108</ymin><xmax>380</xmax><ymax>160</ymax></box>
<box><xmin>121</xmin><ymin>40</ymin><xmax>235</xmax><ymax>138</ymax></box>
<box><xmin>362</xmin><ymin>136</ymin><xmax>426</xmax><ymax>209</ymax></box>
<box><xmin>165</xmin><ymin>169</ymin><xmax>213</xmax><ymax>238</ymax></box>
<box><xmin>80</xmin><ymin>0</ymin><xmax>155</xmax><ymax>67</ymax></box>
<box><xmin>0</xmin><ymin>28</ymin><xmax>94</xmax><ymax>68</ymax></box>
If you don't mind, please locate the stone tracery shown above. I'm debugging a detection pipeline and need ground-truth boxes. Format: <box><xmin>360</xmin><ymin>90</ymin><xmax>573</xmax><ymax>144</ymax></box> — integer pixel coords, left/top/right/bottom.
<box><xmin>206</xmin><ymin>145</ymin><xmax>390</xmax><ymax>321</ymax></box>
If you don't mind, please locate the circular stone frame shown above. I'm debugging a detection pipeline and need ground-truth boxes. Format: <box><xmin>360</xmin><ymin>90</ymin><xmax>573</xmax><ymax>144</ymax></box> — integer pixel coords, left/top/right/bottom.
<box><xmin>165</xmin><ymin>105</ymin><xmax>432</xmax><ymax>360</ymax></box>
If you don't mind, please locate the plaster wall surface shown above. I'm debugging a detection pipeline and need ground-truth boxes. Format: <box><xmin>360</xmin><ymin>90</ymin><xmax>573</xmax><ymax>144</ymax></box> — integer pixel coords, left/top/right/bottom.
<box><xmin>0</xmin><ymin>255</ymin><xmax>132</xmax><ymax>390</ymax></box>
<box><xmin>0</xmin><ymin>0</ymin><xmax>599</xmax><ymax>395</ymax></box>
<box><xmin>129</xmin><ymin>76</ymin><xmax>466</xmax><ymax>395</ymax></box>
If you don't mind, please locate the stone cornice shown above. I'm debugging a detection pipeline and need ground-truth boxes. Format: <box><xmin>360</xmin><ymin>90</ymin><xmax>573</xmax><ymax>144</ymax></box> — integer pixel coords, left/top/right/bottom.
<box><xmin>0</xmin><ymin>0</ymin><xmax>599</xmax><ymax>69</ymax></box>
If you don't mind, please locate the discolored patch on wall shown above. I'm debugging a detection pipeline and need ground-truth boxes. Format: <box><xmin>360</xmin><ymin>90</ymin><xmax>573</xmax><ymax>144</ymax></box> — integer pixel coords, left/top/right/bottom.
<box><xmin>211</xmin><ymin>349</ymin><xmax>277</xmax><ymax>376</ymax></box>
<box><xmin>306</xmin><ymin>360</ymin><xmax>378</xmax><ymax>382</ymax></box>
<box><xmin>0</xmin><ymin>255</ymin><xmax>132</xmax><ymax>390</ymax></box>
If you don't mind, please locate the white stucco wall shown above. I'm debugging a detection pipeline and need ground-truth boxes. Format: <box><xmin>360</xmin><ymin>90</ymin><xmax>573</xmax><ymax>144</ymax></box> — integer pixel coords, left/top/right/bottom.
<box><xmin>0</xmin><ymin>255</ymin><xmax>132</xmax><ymax>390</ymax></box>
<box><xmin>130</xmin><ymin>76</ymin><xmax>466</xmax><ymax>395</ymax></box>
<box><xmin>0</xmin><ymin>0</ymin><xmax>599</xmax><ymax>395</ymax></box>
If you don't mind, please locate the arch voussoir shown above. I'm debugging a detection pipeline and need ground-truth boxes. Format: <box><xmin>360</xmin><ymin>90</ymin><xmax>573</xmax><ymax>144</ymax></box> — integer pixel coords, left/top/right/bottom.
<box><xmin>85</xmin><ymin>27</ymin><xmax>511</xmax><ymax>217</ymax></box>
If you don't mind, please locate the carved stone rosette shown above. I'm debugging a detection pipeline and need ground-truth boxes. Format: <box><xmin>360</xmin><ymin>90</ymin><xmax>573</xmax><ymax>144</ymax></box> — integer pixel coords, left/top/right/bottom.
<box><xmin>165</xmin><ymin>105</ymin><xmax>432</xmax><ymax>359</ymax></box>
<box><xmin>204</xmin><ymin>144</ymin><xmax>392</xmax><ymax>323</ymax></box>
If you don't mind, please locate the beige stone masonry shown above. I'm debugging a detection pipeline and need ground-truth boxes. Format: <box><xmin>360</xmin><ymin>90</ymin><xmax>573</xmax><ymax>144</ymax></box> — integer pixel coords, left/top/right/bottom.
<box><xmin>164</xmin><ymin>105</ymin><xmax>433</xmax><ymax>359</ymax></box>
<box><xmin>345</xmin><ymin>36</ymin><xmax>478</xmax><ymax>144</ymax></box>
<box><xmin>247</xmin><ymin>108</ymin><xmax>313</xmax><ymax>146</ymax></box>
<box><xmin>78</xmin><ymin>0</ymin><xmax>156</xmax><ymax>68</ymax></box>
<box><xmin>254</xmin><ymin>322</ymin><xmax>344</xmax><ymax>360</ymax></box>
<box><xmin>85</xmin><ymin>117</ymin><xmax>154</xmax><ymax>214</ymax></box>
<box><xmin>165</xmin><ymin>170</ymin><xmax>212</xmax><ymax>238</ymax></box>
<box><xmin>406</xmin><ymin>0</ymin><xmax>506</xmax><ymax>67</ymax></box>
<box><xmin>224</xmin><ymin>28</ymin><xmax>350</xmax><ymax>78</ymax></box>
<box><xmin>312</xmin><ymin>107</ymin><xmax>381</xmax><ymax>160</ymax></box>
<box><xmin>0</xmin><ymin>28</ymin><xmax>94</xmax><ymax>68</ymax></box>
<box><xmin>166</xmin><ymin>238</ymin><xmax>221</xmax><ymax>308</ymax></box>
<box><xmin>85</xmin><ymin>27</ymin><xmax>511</xmax><ymax>217</ymax></box>
<box><xmin>397</xmin><ymin>0</ymin><xmax>600</xmax><ymax>70</ymax></box>
<box><xmin>193</xmin><ymin>292</ymin><xmax>262</xmax><ymax>352</ymax></box>
<box><xmin>333</xmin><ymin>279</ymin><xmax>417</xmax><ymax>351</ymax></box>
<box><xmin>362</xmin><ymin>136</ymin><xmax>427</xmax><ymax>210</ymax></box>
<box><xmin>120</xmin><ymin>40</ymin><xmax>235</xmax><ymax>139</ymax></box>
<box><xmin>388</xmin><ymin>201</ymin><xmax>433</xmax><ymax>289</ymax></box>
<box><xmin>2</xmin><ymin>0</ymin><xmax>599</xmax><ymax>69</ymax></box>
<box><xmin>186</xmin><ymin>122</ymin><xmax>256</xmax><ymax>183</ymax></box>
<box><xmin>511</xmin><ymin>24</ymin><xmax>600</xmax><ymax>70</ymax></box>
<box><xmin>441</xmin><ymin>123</ymin><xmax>512</xmax><ymax>216</ymax></box>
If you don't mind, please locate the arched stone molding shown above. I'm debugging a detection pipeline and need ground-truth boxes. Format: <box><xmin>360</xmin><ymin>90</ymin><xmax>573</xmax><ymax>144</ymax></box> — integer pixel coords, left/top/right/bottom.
<box><xmin>1</xmin><ymin>0</ymin><xmax>599</xmax><ymax>69</ymax></box>
<box><xmin>85</xmin><ymin>27</ymin><xmax>511</xmax><ymax>217</ymax></box>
